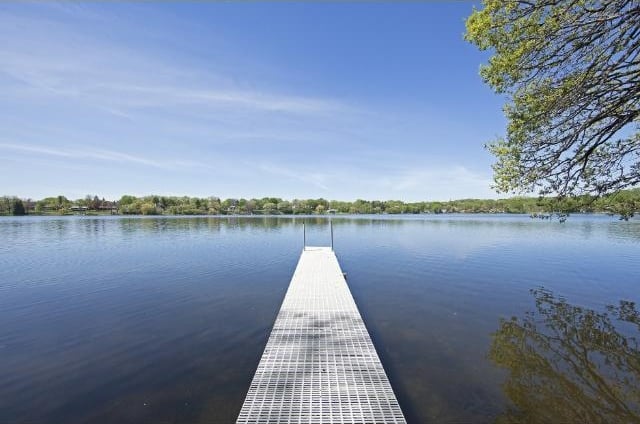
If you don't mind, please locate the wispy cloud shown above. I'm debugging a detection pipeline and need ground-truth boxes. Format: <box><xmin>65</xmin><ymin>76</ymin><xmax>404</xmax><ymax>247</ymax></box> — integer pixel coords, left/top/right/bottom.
<box><xmin>0</xmin><ymin>11</ymin><xmax>349</xmax><ymax>118</ymax></box>
<box><xmin>0</xmin><ymin>142</ymin><xmax>197</xmax><ymax>170</ymax></box>
<box><xmin>258</xmin><ymin>163</ymin><xmax>330</xmax><ymax>191</ymax></box>
<box><xmin>374</xmin><ymin>166</ymin><xmax>496</xmax><ymax>200</ymax></box>
<box><xmin>86</xmin><ymin>84</ymin><xmax>345</xmax><ymax>114</ymax></box>
<box><xmin>252</xmin><ymin>160</ymin><xmax>495</xmax><ymax>201</ymax></box>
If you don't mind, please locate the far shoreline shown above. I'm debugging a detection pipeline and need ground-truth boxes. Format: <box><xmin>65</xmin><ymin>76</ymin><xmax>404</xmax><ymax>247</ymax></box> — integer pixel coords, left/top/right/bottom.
<box><xmin>2</xmin><ymin>190</ymin><xmax>638</xmax><ymax>219</ymax></box>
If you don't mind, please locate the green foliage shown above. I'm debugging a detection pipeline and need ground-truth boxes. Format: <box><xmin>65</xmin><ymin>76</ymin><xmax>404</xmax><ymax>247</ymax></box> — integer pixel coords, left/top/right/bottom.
<box><xmin>466</xmin><ymin>1</ymin><xmax>640</xmax><ymax>197</ymax></box>
<box><xmin>34</xmin><ymin>196</ymin><xmax>71</xmax><ymax>214</ymax></box>
<box><xmin>3</xmin><ymin>190</ymin><xmax>639</xmax><ymax>217</ymax></box>
<box><xmin>119</xmin><ymin>195</ymin><xmax>137</xmax><ymax>206</ymax></box>
<box><xmin>9</xmin><ymin>198</ymin><xmax>26</xmax><ymax>215</ymax></box>
<box><xmin>595</xmin><ymin>188</ymin><xmax>640</xmax><ymax>220</ymax></box>
<box><xmin>0</xmin><ymin>197</ymin><xmax>29</xmax><ymax>215</ymax></box>
<box><xmin>140</xmin><ymin>202</ymin><xmax>159</xmax><ymax>215</ymax></box>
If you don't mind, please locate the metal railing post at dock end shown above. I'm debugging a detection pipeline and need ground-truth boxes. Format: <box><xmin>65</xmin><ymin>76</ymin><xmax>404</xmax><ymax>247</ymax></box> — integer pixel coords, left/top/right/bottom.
<box><xmin>330</xmin><ymin>219</ymin><xmax>334</xmax><ymax>251</ymax></box>
<box><xmin>303</xmin><ymin>222</ymin><xmax>306</xmax><ymax>251</ymax></box>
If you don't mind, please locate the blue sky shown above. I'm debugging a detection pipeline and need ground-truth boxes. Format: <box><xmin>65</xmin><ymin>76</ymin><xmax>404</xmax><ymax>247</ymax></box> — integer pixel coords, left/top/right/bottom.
<box><xmin>1</xmin><ymin>2</ymin><xmax>506</xmax><ymax>201</ymax></box>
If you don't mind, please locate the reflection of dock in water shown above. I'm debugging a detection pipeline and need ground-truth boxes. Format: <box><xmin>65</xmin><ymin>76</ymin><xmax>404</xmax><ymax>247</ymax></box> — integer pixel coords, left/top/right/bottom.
<box><xmin>236</xmin><ymin>245</ymin><xmax>406</xmax><ymax>423</ymax></box>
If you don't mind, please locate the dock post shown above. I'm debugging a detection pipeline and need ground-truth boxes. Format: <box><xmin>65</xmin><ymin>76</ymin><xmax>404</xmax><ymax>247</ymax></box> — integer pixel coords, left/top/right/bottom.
<box><xmin>330</xmin><ymin>219</ymin><xmax>334</xmax><ymax>251</ymax></box>
<box><xmin>303</xmin><ymin>222</ymin><xmax>306</xmax><ymax>251</ymax></box>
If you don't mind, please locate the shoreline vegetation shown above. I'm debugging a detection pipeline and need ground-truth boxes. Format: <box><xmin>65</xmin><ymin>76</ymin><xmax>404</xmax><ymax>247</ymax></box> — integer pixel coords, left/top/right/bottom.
<box><xmin>1</xmin><ymin>189</ymin><xmax>639</xmax><ymax>219</ymax></box>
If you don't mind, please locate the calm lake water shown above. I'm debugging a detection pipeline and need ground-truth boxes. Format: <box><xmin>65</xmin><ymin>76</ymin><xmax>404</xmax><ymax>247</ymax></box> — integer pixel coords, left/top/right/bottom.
<box><xmin>1</xmin><ymin>214</ymin><xmax>639</xmax><ymax>423</ymax></box>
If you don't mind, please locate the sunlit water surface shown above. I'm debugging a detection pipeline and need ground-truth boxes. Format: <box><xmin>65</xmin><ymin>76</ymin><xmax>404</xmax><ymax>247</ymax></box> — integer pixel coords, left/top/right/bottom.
<box><xmin>1</xmin><ymin>215</ymin><xmax>638</xmax><ymax>423</ymax></box>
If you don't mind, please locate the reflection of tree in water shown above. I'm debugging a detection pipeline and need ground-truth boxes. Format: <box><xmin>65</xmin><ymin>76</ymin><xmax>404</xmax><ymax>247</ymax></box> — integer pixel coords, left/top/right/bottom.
<box><xmin>490</xmin><ymin>288</ymin><xmax>640</xmax><ymax>424</ymax></box>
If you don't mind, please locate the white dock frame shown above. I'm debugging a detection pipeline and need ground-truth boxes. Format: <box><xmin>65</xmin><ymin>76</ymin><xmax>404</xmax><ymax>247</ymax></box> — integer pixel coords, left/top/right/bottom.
<box><xmin>236</xmin><ymin>246</ymin><xmax>406</xmax><ymax>423</ymax></box>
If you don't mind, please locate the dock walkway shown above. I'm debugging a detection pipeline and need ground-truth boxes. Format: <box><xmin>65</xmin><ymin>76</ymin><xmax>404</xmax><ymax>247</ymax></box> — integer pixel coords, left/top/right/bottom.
<box><xmin>237</xmin><ymin>246</ymin><xmax>406</xmax><ymax>423</ymax></box>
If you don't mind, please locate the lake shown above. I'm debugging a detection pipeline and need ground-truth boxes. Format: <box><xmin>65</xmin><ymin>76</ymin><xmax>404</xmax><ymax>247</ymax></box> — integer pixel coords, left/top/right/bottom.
<box><xmin>1</xmin><ymin>214</ymin><xmax>638</xmax><ymax>423</ymax></box>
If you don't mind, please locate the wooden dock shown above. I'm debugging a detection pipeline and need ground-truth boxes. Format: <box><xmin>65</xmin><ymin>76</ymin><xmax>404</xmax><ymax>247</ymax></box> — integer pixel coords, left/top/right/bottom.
<box><xmin>237</xmin><ymin>246</ymin><xmax>406</xmax><ymax>424</ymax></box>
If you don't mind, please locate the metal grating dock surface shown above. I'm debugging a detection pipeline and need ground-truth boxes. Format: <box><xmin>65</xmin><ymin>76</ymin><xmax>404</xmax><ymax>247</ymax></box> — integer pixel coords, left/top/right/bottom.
<box><xmin>237</xmin><ymin>246</ymin><xmax>406</xmax><ymax>424</ymax></box>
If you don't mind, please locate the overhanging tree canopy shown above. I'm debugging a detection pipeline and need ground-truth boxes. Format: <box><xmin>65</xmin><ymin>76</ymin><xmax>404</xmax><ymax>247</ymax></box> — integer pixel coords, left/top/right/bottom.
<box><xmin>466</xmin><ymin>0</ymin><xmax>640</xmax><ymax>197</ymax></box>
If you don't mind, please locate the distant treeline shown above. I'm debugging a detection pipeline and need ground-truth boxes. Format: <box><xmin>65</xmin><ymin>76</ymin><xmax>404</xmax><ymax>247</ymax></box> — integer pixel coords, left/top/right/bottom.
<box><xmin>1</xmin><ymin>189</ymin><xmax>639</xmax><ymax>219</ymax></box>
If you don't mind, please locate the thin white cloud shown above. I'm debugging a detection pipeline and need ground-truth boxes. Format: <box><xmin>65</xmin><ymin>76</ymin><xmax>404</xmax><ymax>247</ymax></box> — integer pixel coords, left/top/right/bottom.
<box><xmin>0</xmin><ymin>142</ymin><xmax>197</xmax><ymax>170</ymax></box>
<box><xmin>252</xmin><ymin>161</ymin><xmax>496</xmax><ymax>201</ymax></box>
<box><xmin>0</xmin><ymin>12</ymin><xmax>349</xmax><ymax>117</ymax></box>
<box><xmin>258</xmin><ymin>163</ymin><xmax>330</xmax><ymax>191</ymax></box>
<box><xmin>88</xmin><ymin>84</ymin><xmax>345</xmax><ymax>114</ymax></box>
<box><xmin>376</xmin><ymin>165</ymin><xmax>496</xmax><ymax>200</ymax></box>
